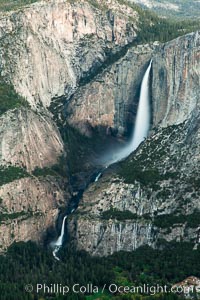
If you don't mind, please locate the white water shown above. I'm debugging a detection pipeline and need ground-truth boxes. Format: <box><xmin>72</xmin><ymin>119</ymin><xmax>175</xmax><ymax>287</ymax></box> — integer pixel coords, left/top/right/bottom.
<box><xmin>130</xmin><ymin>59</ymin><xmax>152</xmax><ymax>150</ymax></box>
<box><xmin>113</xmin><ymin>59</ymin><xmax>152</xmax><ymax>162</ymax></box>
<box><xmin>95</xmin><ymin>172</ymin><xmax>102</xmax><ymax>182</ymax></box>
<box><xmin>94</xmin><ymin>165</ymin><xmax>108</xmax><ymax>182</ymax></box>
<box><xmin>52</xmin><ymin>215</ymin><xmax>67</xmax><ymax>261</ymax></box>
<box><xmin>96</xmin><ymin>59</ymin><xmax>152</xmax><ymax>172</ymax></box>
<box><xmin>52</xmin><ymin>60</ymin><xmax>152</xmax><ymax>257</ymax></box>
<box><xmin>52</xmin><ymin>209</ymin><xmax>75</xmax><ymax>260</ymax></box>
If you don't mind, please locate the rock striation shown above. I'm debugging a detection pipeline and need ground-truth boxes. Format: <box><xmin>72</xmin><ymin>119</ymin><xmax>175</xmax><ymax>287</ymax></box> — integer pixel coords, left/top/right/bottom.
<box><xmin>152</xmin><ymin>31</ymin><xmax>200</xmax><ymax>127</ymax></box>
<box><xmin>69</xmin><ymin>113</ymin><xmax>200</xmax><ymax>255</ymax></box>
<box><xmin>0</xmin><ymin>0</ymin><xmax>140</xmax><ymax>251</ymax></box>
<box><xmin>0</xmin><ymin>0</ymin><xmax>200</xmax><ymax>255</ymax></box>
<box><xmin>66</xmin><ymin>44</ymin><xmax>154</xmax><ymax>137</ymax></box>
<box><xmin>0</xmin><ymin>0</ymin><xmax>138</xmax><ymax>108</ymax></box>
<box><xmin>67</xmin><ymin>30</ymin><xmax>200</xmax><ymax>136</ymax></box>
<box><xmin>0</xmin><ymin>176</ymin><xmax>68</xmax><ymax>252</ymax></box>
<box><xmin>0</xmin><ymin>108</ymin><xmax>64</xmax><ymax>171</ymax></box>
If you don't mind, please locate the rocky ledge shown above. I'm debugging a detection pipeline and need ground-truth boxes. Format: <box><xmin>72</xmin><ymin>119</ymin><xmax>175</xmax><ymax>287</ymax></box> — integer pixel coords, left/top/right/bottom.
<box><xmin>69</xmin><ymin>111</ymin><xmax>200</xmax><ymax>256</ymax></box>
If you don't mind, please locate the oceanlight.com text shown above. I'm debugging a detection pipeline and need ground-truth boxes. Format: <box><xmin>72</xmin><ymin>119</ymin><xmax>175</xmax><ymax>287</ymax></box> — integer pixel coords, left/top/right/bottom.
<box><xmin>24</xmin><ymin>283</ymin><xmax>200</xmax><ymax>296</ymax></box>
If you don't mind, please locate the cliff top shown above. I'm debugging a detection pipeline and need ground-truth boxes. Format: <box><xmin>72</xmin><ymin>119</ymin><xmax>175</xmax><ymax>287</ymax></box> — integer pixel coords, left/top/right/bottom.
<box><xmin>0</xmin><ymin>0</ymin><xmax>138</xmax><ymax>17</ymax></box>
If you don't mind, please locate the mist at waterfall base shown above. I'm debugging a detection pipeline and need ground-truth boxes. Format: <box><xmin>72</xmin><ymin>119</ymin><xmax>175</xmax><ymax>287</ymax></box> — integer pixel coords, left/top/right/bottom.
<box><xmin>98</xmin><ymin>59</ymin><xmax>152</xmax><ymax>168</ymax></box>
<box><xmin>51</xmin><ymin>60</ymin><xmax>152</xmax><ymax>260</ymax></box>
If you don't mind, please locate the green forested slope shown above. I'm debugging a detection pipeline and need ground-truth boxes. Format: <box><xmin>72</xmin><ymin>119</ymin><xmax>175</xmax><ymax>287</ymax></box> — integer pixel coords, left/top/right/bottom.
<box><xmin>0</xmin><ymin>241</ymin><xmax>200</xmax><ymax>300</ymax></box>
<box><xmin>0</xmin><ymin>0</ymin><xmax>38</xmax><ymax>11</ymax></box>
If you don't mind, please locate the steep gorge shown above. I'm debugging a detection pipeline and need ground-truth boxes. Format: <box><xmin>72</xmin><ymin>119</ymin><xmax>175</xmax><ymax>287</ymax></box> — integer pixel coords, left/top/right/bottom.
<box><xmin>0</xmin><ymin>0</ymin><xmax>199</xmax><ymax>254</ymax></box>
<box><xmin>68</xmin><ymin>31</ymin><xmax>200</xmax><ymax>256</ymax></box>
<box><xmin>0</xmin><ymin>0</ymin><xmax>143</xmax><ymax>252</ymax></box>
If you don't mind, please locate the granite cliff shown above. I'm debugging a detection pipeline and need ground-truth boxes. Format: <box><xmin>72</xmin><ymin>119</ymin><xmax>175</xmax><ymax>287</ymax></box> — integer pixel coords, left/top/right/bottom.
<box><xmin>152</xmin><ymin>31</ymin><xmax>200</xmax><ymax>127</ymax></box>
<box><xmin>69</xmin><ymin>113</ymin><xmax>200</xmax><ymax>256</ymax></box>
<box><xmin>68</xmin><ymin>31</ymin><xmax>200</xmax><ymax>256</ymax></box>
<box><xmin>0</xmin><ymin>0</ymin><xmax>199</xmax><ymax>254</ymax></box>
<box><xmin>0</xmin><ymin>0</ymin><xmax>147</xmax><ymax>251</ymax></box>
<box><xmin>0</xmin><ymin>108</ymin><xmax>64</xmax><ymax>171</ymax></box>
<box><xmin>0</xmin><ymin>0</ymin><xmax>138</xmax><ymax>108</ymax></box>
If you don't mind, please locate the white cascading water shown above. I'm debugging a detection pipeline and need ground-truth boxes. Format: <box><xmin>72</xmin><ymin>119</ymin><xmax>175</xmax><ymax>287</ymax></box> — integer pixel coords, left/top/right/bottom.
<box><xmin>95</xmin><ymin>59</ymin><xmax>152</xmax><ymax>180</ymax></box>
<box><xmin>53</xmin><ymin>60</ymin><xmax>152</xmax><ymax>258</ymax></box>
<box><xmin>52</xmin><ymin>208</ymin><xmax>75</xmax><ymax>260</ymax></box>
<box><xmin>52</xmin><ymin>215</ymin><xmax>68</xmax><ymax>261</ymax></box>
<box><xmin>130</xmin><ymin>59</ymin><xmax>152</xmax><ymax>150</ymax></box>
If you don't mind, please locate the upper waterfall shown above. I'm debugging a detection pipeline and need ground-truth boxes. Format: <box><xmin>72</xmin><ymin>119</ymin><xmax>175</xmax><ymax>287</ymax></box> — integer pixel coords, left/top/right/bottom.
<box><xmin>130</xmin><ymin>59</ymin><xmax>152</xmax><ymax>150</ymax></box>
<box><xmin>105</xmin><ymin>59</ymin><xmax>152</xmax><ymax>165</ymax></box>
<box><xmin>52</xmin><ymin>60</ymin><xmax>152</xmax><ymax>258</ymax></box>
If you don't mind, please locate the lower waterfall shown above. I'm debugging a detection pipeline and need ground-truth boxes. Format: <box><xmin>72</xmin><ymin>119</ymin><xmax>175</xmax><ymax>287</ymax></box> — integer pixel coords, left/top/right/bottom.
<box><xmin>52</xmin><ymin>209</ymin><xmax>74</xmax><ymax>260</ymax></box>
<box><xmin>52</xmin><ymin>59</ymin><xmax>152</xmax><ymax>259</ymax></box>
<box><xmin>52</xmin><ymin>215</ymin><xmax>67</xmax><ymax>261</ymax></box>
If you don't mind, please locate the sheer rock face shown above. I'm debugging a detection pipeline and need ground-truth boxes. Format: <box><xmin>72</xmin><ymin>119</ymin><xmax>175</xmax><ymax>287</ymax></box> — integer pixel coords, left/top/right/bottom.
<box><xmin>0</xmin><ymin>108</ymin><xmax>64</xmax><ymax>172</ymax></box>
<box><xmin>0</xmin><ymin>0</ymin><xmax>139</xmax><ymax>251</ymax></box>
<box><xmin>66</xmin><ymin>44</ymin><xmax>153</xmax><ymax>137</ymax></box>
<box><xmin>69</xmin><ymin>176</ymin><xmax>156</xmax><ymax>256</ymax></box>
<box><xmin>69</xmin><ymin>113</ymin><xmax>200</xmax><ymax>256</ymax></box>
<box><xmin>0</xmin><ymin>0</ymin><xmax>138</xmax><ymax>108</ymax></box>
<box><xmin>0</xmin><ymin>108</ymin><xmax>69</xmax><ymax>252</ymax></box>
<box><xmin>0</xmin><ymin>176</ymin><xmax>67</xmax><ymax>252</ymax></box>
<box><xmin>64</xmin><ymin>31</ymin><xmax>200</xmax><ymax>136</ymax></box>
<box><xmin>0</xmin><ymin>1</ymin><xmax>200</xmax><ymax>255</ymax></box>
<box><xmin>152</xmin><ymin>31</ymin><xmax>200</xmax><ymax>127</ymax></box>
<box><xmin>68</xmin><ymin>31</ymin><xmax>200</xmax><ymax>256</ymax></box>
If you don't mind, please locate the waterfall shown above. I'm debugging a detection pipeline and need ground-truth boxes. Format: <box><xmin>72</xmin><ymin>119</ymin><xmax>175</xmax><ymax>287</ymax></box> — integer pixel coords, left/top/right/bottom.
<box><xmin>117</xmin><ymin>59</ymin><xmax>152</xmax><ymax>160</ymax></box>
<box><xmin>52</xmin><ymin>208</ymin><xmax>75</xmax><ymax>260</ymax></box>
<box><xmin>51</xmin><ymin>60</ymin><xmax>152</xmax><ymax>258</ymax></box>
<box><xmin>52</xmin><ymin>215</ymin><xmax>67</xmax><ymax>261</ymax></box>
<box><xmin>97</xmin><ymin>59</ymin><xmax>152</xmax><ymax>170</ymax></box>
<box><xmin>130</xmin><ymin>59</ymin><xmax>152</xmax><ymax>150</ymax></box>
<box><xmin>94</xmin><ymin>165</ymin><xmax>108</xmax><ymax>182</ymax></box>
<box><xmin>95</xmin><ymin>172</ymin><xmax>102</xmax><ymax>182</ymax></box>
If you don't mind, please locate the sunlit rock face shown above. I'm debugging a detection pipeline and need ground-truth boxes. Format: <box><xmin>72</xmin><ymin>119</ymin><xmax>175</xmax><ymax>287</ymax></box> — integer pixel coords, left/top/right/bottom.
<box><xmin>69</xmin><ymin>113</ymin><xmax>200</xmax><ymax>256</ymax></box>
<box><xmin>66</xmin><ymin>45</ymin><xmax>153</xmax><ymax>137</ymax></box>
<box><xmin>68</xmin><ymin>32</ymin><xmax>200</xmax><ymax>256</ymax></box>
<box><xmin>0</xmin><ymin>108</ymin><xmax>64</xmax><ymax>172</ymax></box>
<box><xmin>0</xmin><ymin>175</ymin><xmax>69</xmax><ymax>252</ymax></box>
<box><xmin>152</xmin><ymin>31</ymin><xmax>200</xmax><ymax>127</ymax></box>
<box><xmin>0</xmin><ymin>0</ymin><xmax>138</xmax><ymax>109</ymax></box>
<box><xmin>0</xmin><ymin>0</ymin><xmax>200</xmax><ymax>255</ymax></box>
